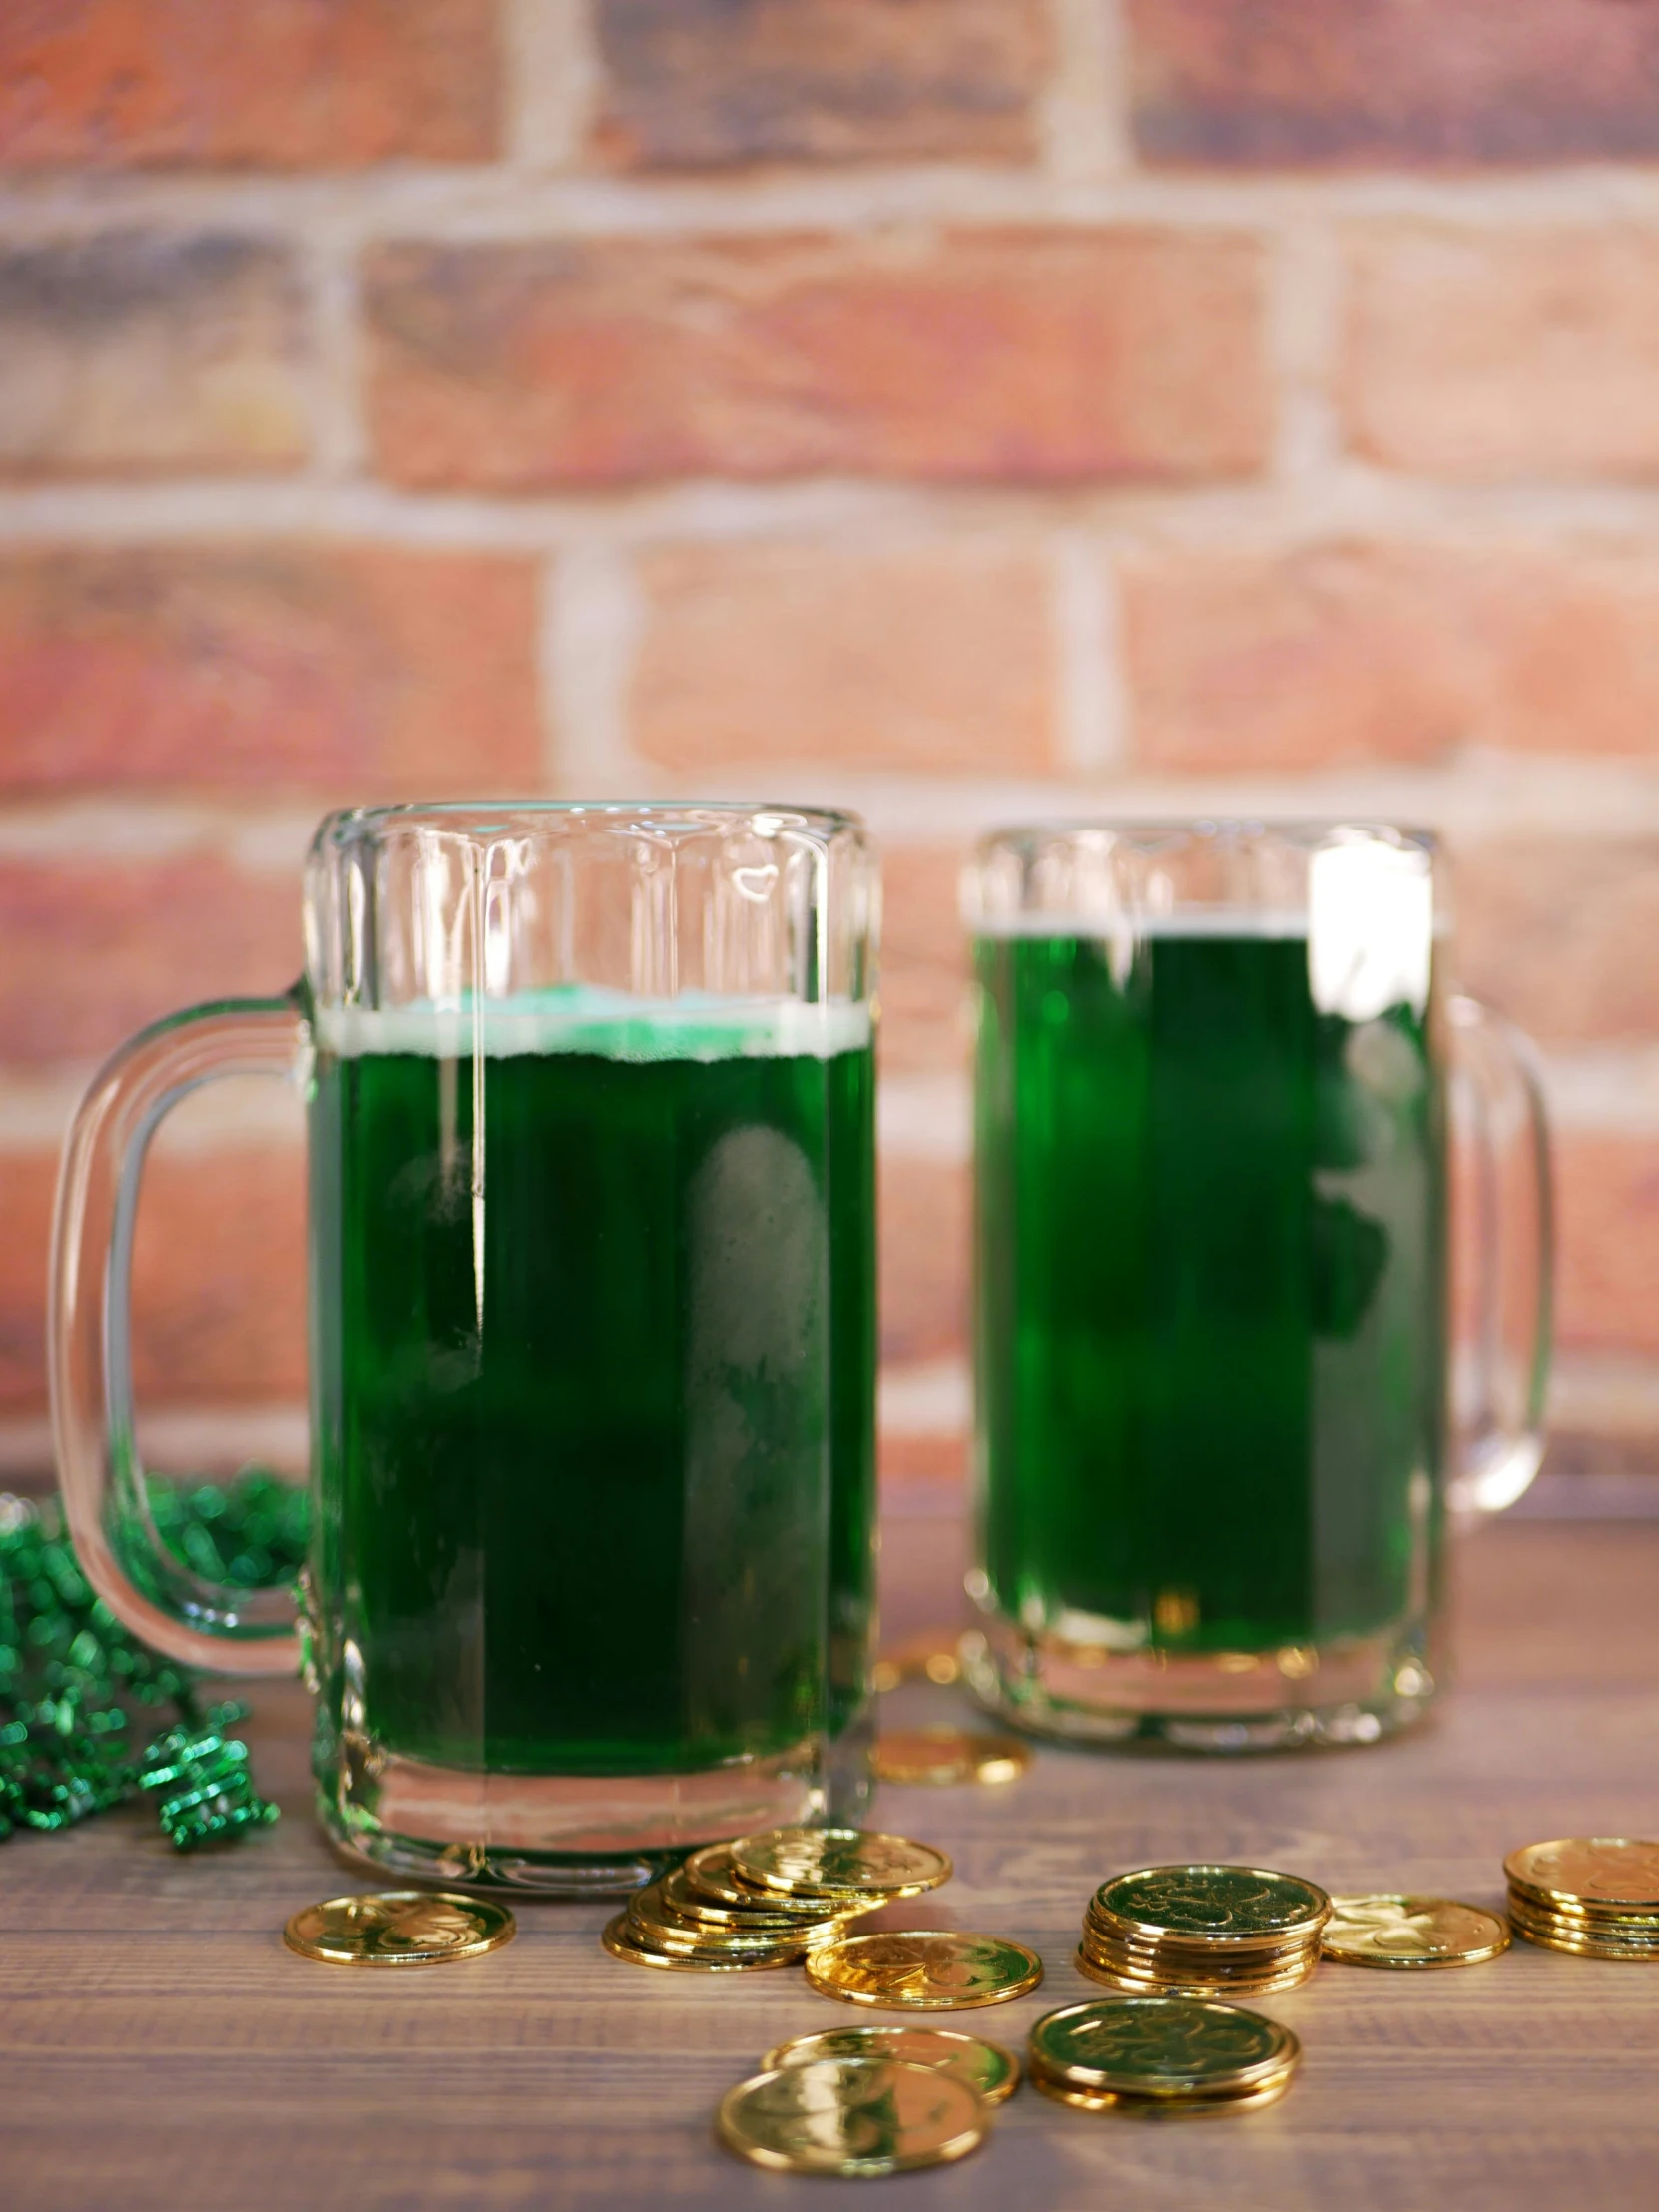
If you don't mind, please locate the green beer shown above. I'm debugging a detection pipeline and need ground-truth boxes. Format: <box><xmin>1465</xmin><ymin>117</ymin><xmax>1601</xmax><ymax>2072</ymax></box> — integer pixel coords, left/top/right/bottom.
<box><xmin>308</xmin><ymin>993</ymin><xmax>875</xmax><ymax>1785</ymax></box>
<box><xmin>973</xmin><ymin>923</ymin><xmax>1446</xmax><ymax>1709</ymax></box>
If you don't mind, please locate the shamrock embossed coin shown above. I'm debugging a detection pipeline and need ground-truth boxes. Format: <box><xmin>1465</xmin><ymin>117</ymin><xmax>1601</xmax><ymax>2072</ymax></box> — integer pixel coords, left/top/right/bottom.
<box><xmin>1029</xmin><ymin>1996</ymin><xmax>1298</xmax><ymax>2100</ymax></box>
<box><xmin>1093</xmin><ymin>1866</ymin><xmax>1330</xmax><ymax>1949</ymax></box>
<box><xmin>682</xmin><ymin>1842</ymin><xmax>878</xmax><ymax>1918</ymax></box>
<box><xmin>716</xmin><ymin>2057</ymin><xmax>985</xmax><ymax>2176</ymax></box>
<box><xmin>1322</xmin><ymin>1896</ymin><xmax>1510</xmax><ymax>1968</ymax></box>
<box><xmin>806</xmin><ymin>1930</ymin><xmax>1042</xmax><ymax>2010</ymax></box>
<box><xmin>732</xmin><ymin>1827</ymin><xmax>952</xmax><ymax>1901</ymax></box>
<box><xmin>284</xmin><ymin>1891</ymin><xmax>514</xmax><ymax>1967</ymax></box>
<box><xmin>763</xmin><ymin>2025</ymin><xmax>1020</xmax><ymax>2105</ymax></box>
<box><xmin>1505</xmin><ymin>1839</ymin><xmax>1659</xmax><ymax>1911</ymax></box>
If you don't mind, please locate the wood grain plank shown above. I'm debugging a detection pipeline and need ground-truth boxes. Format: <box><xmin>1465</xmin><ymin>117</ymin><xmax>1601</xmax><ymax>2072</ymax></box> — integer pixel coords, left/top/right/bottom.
<box><xmin>3</xmin><ymin>1515</ymin><xmax>1658</xmax><ymax>2211</ymax></box>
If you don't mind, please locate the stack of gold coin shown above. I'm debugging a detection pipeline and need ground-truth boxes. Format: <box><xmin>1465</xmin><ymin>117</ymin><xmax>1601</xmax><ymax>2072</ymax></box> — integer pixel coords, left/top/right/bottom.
<box><xmin>1076</xmin><ymin>1865</ymin><xmax>1330</xmax><ymax>1997</ymax></box>
<box><xmin>1028</xmin><ymin>1996</ymin><xmax>1301</xmax><ymax>2118</ymax></box>
<box><xmin>728</xmin><ymin>1824</ymin><xmax>954</xmax><ymax>1907</ymax></box>
<box><xmin>1505</xmin><ymin>1838</ymin><xmax>1659</xmax><ymax>1960</ymax></box>
<box><xmin>601</xmin><ymin>1825</ymin><xmax>947</xmax><ymax>1974</ymax></box>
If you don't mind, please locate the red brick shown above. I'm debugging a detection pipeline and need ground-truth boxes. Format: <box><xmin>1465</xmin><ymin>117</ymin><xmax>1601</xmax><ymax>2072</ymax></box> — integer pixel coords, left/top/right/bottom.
<box><xmin>1121</xmin><ymin>540</ymin><xmax>1659</xmax><ymax>772</ymax></box>
<box><xmin>0</xmin><ymin>1141</ymin><xmax>306</xmax><ymax>1415</ymax></box>
<box><xmin>0</xmin><ymin>852</ymin><xmax>300</xmax><ymax>1067</ymax></box>
<box><xmin>632</xmin><ymin>541</ymin><xmax>1053</xmax><ymax>777</ymax></box>
<box><xmin>880</xmin><ymin>846</ymin><xmax>973</xmax><ymax>1075</ymax></box>
<box><xmin>880</xmin><ymin>1433</ymin><xmax>967</xmax><ymax>1486</ymax></box>
<box><xmin>0</xmin><ymin>234</ymin><xmax>307</xmax><ymax>479</ymax></box>
<box><xmin>0</xmin><ymin>1158</ymin><xmax>53</xmax><ymax>1412</ymax></box>
<box><xmin>880</xmin><ymin>1157</ymin><xmax>967</xmax><ymax>1367</ymax></box>
<box><xmin>1128</xmin><ymin>0</ymin><xmax>1659</xmax><ymax>167</ymax></box>
<box><xmin>0</xmin><ymin>546</ymin><xmax>542</xmax><ymax>795</ymax></box>
<box><xmin>364</xmin><ymin>231</ymin><xmax>1270</xmax><ymax>488</ymax></box>
<box><xmin>1556</xmin><ymin>1134</ymin><xmax>1659</xmax><ymax>1357</ymax></box>
<box><xmin>1345</xmin><ymin>227</ymin><xmax>1659</xmax><ymax>482</ymax></box>
<box><xmin>592</xmin><ymin>0</ymin><xmax>1049</xmax><ymax>170</ymax></box>
<box><xmin>0</xmin><ymin>0</ymin><xmax>499</xmax><ymax>170</ymax></box>
<box><xmin>1454</xmin><ymin>837</ymin><xmax>1659</xmax><ymax>1047</ymax></box>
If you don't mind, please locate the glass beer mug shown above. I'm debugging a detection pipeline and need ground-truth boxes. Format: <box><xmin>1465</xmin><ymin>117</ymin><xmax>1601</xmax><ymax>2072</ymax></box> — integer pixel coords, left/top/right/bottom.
<box><xmin>51</xmin><ymin>802</ymin><xmax>877</xmax><ymax>1889</ymax></box>
<box><xmin>964</xmin><ymin>822</ymin><xmax>1550</xmax><ymax>1750</ymax></box>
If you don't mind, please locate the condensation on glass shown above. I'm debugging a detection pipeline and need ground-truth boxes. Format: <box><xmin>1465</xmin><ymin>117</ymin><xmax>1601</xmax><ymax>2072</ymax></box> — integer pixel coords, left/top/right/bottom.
<box><xmin>964</xmin><ymin>822</ymin><xmax>1550</xmax><ymax>1751</ymax></box>
<box><xmin>51</xmin><ymin>803</ymin><xmax>878</xmax><ymax>1890</ymax></box>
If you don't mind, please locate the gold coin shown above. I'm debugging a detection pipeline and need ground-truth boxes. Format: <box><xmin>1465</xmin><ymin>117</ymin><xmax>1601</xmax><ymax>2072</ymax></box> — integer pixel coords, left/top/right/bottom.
<box><xmin>1509</xmin><ymin>1921</ymin><xmax>1659</xmax><ymax>1962</ymax></box>
<box><xmin>1029</xmin><ymin>1996</ymin><xmax>1298</xmax><ymax>2098</ymax></box>
<box><xmin>658</xmin><ymin>1863</ymin><xmax>840</xmax><ymax>1936</ymax></box>
<box><xmin>683</xmin><ymin>1843</ymin><xmax>881</xmax><ymax>1918</ymax></box>
<box><xmin>1030</xmin><ymin>2065</ymin><xmax>1293</xmax><ymax>2119</ymax></box>
<box><xmin>1082</xmin><ymin>1920</ymin><xmax>1322</xmax><ymax>1975</ymax></box>
<box><xmin>1322</xmin><ymin>1895</ymin><xmax>1510</xmax><ymax>1969</ymax></box>
<box><xmin>763</xmin><ymin>2025</ymin><xmax>1020</xmax><ymax>2106</ymax></box>
<box><xmin>732</xmin><ymin>1827</ymin><xmax>953</xmax><ymax>1901</ymax></box>
<box><xmin>717</xmin><ymin>2057</ymin><xmax>986</xmax><ymax>2177</ymax></box>
<box><xmin>631</xmin><ymin>1878</ymin><xmax>797</xmax><ymax>1937</ymax></box>
<box><xmin>806</xmin><ymin>1930</ymin><xmax>1042</xmax><ymax>2010</ymax></box>
<box><xmin>1092</xmin><ymin>1866</ymin><xmax>1330</xmax><ymax>1948</ymax></box>
<box><xmin>625</xmin><ymin>1897</ymin><xmax>807</xmax><ymax>1958</ymax></box>
<box><xmin>283</xmin><ymin>1891</ymin><xmax>514</xmax><ymax>1968</ymax></box>
<box><xmin>1509</xmin><ymin>1893</ymin><xmax>1659</xmax><ymax>1930</ymax></box>
<box><xmin>1506</xmin><ymin>1899</ymin><xmax>1659</xmax><ymax>1959</ymax></box>
<box><xmin>1505</xmin><ymin>1839</ymin><xmax>1659</xmax><ymax>1912</ymax></box>
<box><xmin>1074</xmin><ymin>1949</ymin><xmax>1317</xmax><ymax>2001</ymax></box>
<box><xmin>869</xmin><ymin>1635</ymin><xmax>963</xmax><ymax>1694</ymax></box>
<box><xmin>602</xmin><ymin>1913</ymin><xmax>796</xmax><ymax>1973</ymax></box>
<box><xmin>1505</xmin><ymin>1885</ymin><xmax>1659</xmax><ymax>1931</ymax></box>
<box><xmin>873</xmin><ymin>1729</ymin><xmax>1032</xmax><ymax>1787</ymax></box>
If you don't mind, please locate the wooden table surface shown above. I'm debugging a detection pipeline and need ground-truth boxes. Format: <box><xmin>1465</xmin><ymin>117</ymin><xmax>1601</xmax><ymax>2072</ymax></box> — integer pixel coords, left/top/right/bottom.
<box><xmin>6</xmin><ymin>1507</ymin><xmax>1659</xmax><ymax>2212</ymax></box>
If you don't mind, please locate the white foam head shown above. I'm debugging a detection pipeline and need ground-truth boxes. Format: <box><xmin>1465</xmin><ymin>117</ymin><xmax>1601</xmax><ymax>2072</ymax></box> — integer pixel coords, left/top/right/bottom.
<box><xmin>314</xmin><ymin>988</ymin><xmax>871</xmax><ymax>1062</ymax></box>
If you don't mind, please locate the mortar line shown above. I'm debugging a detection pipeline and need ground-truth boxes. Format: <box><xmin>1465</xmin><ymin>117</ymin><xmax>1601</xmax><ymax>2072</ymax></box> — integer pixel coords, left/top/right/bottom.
<box><xmin>1041</xmin><ymin>0</ymin><xmax>1131</xmax><ymax>182</ymax></box>
<box><xmin>17</xmin><ymin>470</ymin><xmax>1659</xmax><ymax>551</ymax></box>
<box><xmin>11</xmin><ymin>165</ymin><xmax>1659</xmax><ymax>247</ymax></box>
<box><xmin>503</xmin><ymin>0</ymin><xmax>601</xmax><ymax>174</ymax></box>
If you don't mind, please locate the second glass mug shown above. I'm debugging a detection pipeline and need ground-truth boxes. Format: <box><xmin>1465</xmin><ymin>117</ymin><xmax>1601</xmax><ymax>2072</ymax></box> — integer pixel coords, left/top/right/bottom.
<box><xmin>963</xmin><ymin>822</ymin><xmax>1552</xmax><ymax>1751</ymax></box>
<box><xmin>50</xmin><ymin>802</ymin><xmax>878</xmax><ymax>1892</ymax></box>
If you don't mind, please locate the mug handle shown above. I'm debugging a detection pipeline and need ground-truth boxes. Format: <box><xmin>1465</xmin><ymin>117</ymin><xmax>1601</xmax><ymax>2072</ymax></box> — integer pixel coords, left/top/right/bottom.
<box><xmin>49</xmin><ymin>993</ymin><xmax>309</xmax><ymax>1673</ymax></box>
<box><xmin>1446</xmin><ymin>991</ymin><xmax>1554</xmax><ymax>1516</ymax></box>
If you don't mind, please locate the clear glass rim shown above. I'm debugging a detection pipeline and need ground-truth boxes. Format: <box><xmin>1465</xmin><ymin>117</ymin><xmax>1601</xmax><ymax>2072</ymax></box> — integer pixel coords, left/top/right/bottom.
<box><xmin>974</xmin><ymin>818</ymin><xmax>1437</xmax><ymax>855</ymax></box>
<box><xmin>313</xmin><ymin>799</ymin><xmax>866</xmax><ymax>848</ymax></box>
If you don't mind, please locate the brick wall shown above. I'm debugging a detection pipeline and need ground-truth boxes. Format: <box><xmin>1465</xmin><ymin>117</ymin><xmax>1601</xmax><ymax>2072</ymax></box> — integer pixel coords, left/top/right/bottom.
<box><xmin>3</xmin><ymin>1</ymin><xmax>1657</xmax><ymax>1493</ymax></box>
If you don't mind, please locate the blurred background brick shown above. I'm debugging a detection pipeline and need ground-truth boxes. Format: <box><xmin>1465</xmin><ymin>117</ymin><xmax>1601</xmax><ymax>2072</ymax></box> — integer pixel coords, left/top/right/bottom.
<box><xmin>1557</xmin><ymin>1135</ymin><xmax>1659</xmax><ymax>1355</ymax></box>
<box><xmin>1345</xmin><ymin>227</ymin><xmax>1659</xmax><ymax>481</ymax></box>
<box><xmin>879</xmin><ymin>1155</ymin><xmax>968</xmax><ymax>1369</ymax></box>
<box><xmin>878</xmin><ymin>848</ymin><xmax>973</xmax><ymax>1076</ymax></box>
<box><xmin>1455</xmin><ymin>839</ymin><xmax>1659</xmax><ymax>1045</ymax></box>
<box><xmin>0</xmin><ymin>851</ymin><xmax>300</xmax><ymax>1064</ymax></box>
<box><xmin>0</xmin><ymin>0</ymin><xmax>1653</xmax><ymax>1503</ymax></box>
<box><xmin>1127</xmin><ymin>0</ymin><xmax>1659</xmax><ymax>167</ymax></box>
<box><xmin>632</xmin><ymin>540</ymin><xmax>1054</xmax><ymax>776</ymax></box>
<box><xmin>591</xmin><ymin>0</ymin><xmax>1052</xmax><ymax>170</ymax></box>
<box><xmin>0</xmin><ymin>0</ymin><xmax>501</xmax><ymax>169</ymax></box>
<box><xmin>0</xmin><ymin>234</ymin><xmax>309</xmax><ymax>478</ymax></box>
<box><xmin>1121</xmin><ymin>541</ymin><xmax>1659</xmax><ymax>770</ymax></box>
<box><xmin>0</xmin><ymin>547</ymin><xmax>543</xmax><ymax>793</ymax></box>
<box><xmin>364</xmin><ymin>229</ymin><xmax>1270</xmax><ymax>488</ymax></box>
